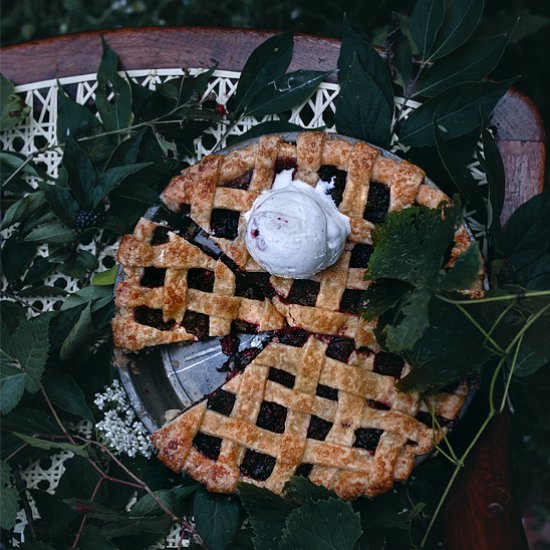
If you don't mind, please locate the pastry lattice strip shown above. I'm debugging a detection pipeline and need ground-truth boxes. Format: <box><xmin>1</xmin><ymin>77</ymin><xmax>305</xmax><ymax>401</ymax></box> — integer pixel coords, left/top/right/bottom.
<box><xmin>151</xmin><ymin>336</ymin><xmax>466</xmax><ymax>499</ymax></box>
<box><xmin>113</xmin><ymin>218</ymin><xmax>284</xmax><ymax>352</ymax></box>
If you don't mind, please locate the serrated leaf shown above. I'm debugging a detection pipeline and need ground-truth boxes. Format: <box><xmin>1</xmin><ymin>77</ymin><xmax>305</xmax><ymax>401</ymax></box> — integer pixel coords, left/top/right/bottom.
<box><xmin>13</xmin><ymin>432</ymin><xmax>89</xmax><ymax>457</ymax></box>
<box><xmin>280</xmin><ymin>498</ymin><xmax>362</xmax><ymax>550</ymax></box>
<box><xmin>0</xmin><ymin>460</ymin><xmax>19</xmax><ymax>530</ymax></box>
<box><xmin>410</xmin><ymin>0</ymin><xmax>445</xmax><ymax>60</ymax></box>
<box><xmin>62</xmin><ymin>135</ymin><xmax>97</xmax><ymax>209</ymax></box>
<box><xmin>95</xmin><ymin>36</ymin><xmax>133</xmax><ymax>135</ymax></box>
<box><xmin>437</xmin><ymin>244</ymin><xmax>482</xmax><ymax>291</ymax></box>
<box><xmin>93</xmin><ymin>265</ymin><xmax>118</xmax><ymax>286</ymax></box>
<box><xmin>416</xmin><ymin>34</ymin><xmax>509</xmax><ymax>98</ymax></box>
<box><xmin>130</xmin><ymin>485</ymin><xmax>198</xmax><ymax>517</ymax></box>
<box><xmin>433</xmin><ymin>123</ymin><xmax>487</xmax><ymax>221</ymax></box>
<box><xmin>283</xmin><ymin>476</ymin><xmax>336</xmax><ymax>504</ymax></box>
<box><xmin>60</xmin><ymin>302</ymin><xmax>93</xmax><ymax>362</ymax></box>
<box><xmin>400</xmin><ymin>78</ymin><xmax>516</xmax><ymax>147</ymax></box>
<box><xmin>339</xmin><ymin>16</ymin><xmax>394</xmax><ymax>108</ymax></box>
<box><xmin>430</xmin><ymin>0</ymin><xmax>485</xmax><ymax>60</ymax></box>
<box><xmin>42</xmin><ymin>367</ymin><xmax>94</xmax><ymax>421</ymax></box>
<box><xmin>193</xmin><ymin>487</ymin><xmax>240</xmax><ymax>550</ymax></box>
<box><xmin>245</xmin><ymin>70</ymin><xmax>331</xmax><ymax>117</ymax></box>
<box><xmin>92</xmin><ymin>162</ymin><xmax>152</xmax><ymax>207</ymax></box>
<box><xmin>233</xmin><ymin>33</ymin><xmax>293</xmax><ymax>117</ymax></box>
<box><xmin>0</xmin><ymin>361</ymin><xmax>26</xmax><ymax>414</ymax></box>
<box><xmin>238</xmin><ymin>483</ymin><xmax>294</xmax><ymax>550</ymax></box>
<box><xmin>24</xmin><ymin>222</ymin><xmax>77</xmax><ymax>244</ymax></box>
<box><xmin>362</xmin><ymin>279</ymin><xmax>413</xmax><ymax>321</ymax></box>
<box><xmin>335</xmin><ymin>54</ymin><xmax>392</xmax><ymax>148</ymax></box>
<box><xmin>57</xmin><ymin>85</ymin><xmax>102</xmax><ymax>142</ymax></box>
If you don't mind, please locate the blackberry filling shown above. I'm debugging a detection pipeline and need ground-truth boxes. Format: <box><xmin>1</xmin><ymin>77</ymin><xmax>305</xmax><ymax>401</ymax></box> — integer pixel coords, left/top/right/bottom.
<box><xmin>275</xmin><ymin>327</ymin><xmax>309</xmax><ymax>347</ymax></box>
<box><xmin>140</xmin><ymin>267</ymin><xmax>166</xmax><ymax>288</ymax></box>
<box><xmin>231</xmin><ymin>320</ymin><xmax>259</xmax><ymax>334</ymax></box>
<box><xmin>353</xmin><ymin>428</ymin><xmax>383</xmax><ymax>453</ymax></box>
<box><xmin>240</xmin><ymin>450</ymin><xmax>276</xmax><ymax>481</ymax></box>
<box><xmin>181</xmin><ymin>311</ymin><xmax>210</xmax><ymax>340</ymax></box>
<box><xmin>367</xmin><ymin>399</ymin><xmax>391</xmax><ymax>411</ymax></box>
<box><xmin>207</xmin><ymin>389</ymin><xmax>236</xmax><ymax>416</ymax></box>
<box><xmin>221</xmin><ymin>169</ymin><xmax>253</xmax><ymax>190</ymax></box>
<box><xmin>373</xmin><ymin>352</ymin><xmax>405</xmax><ymax>378</ymax></box>
<box><xmin>326</xmin><ymin>336</ymin><xmax>355</xmax><ymax>363</ymax></box>
<box><xmin>236</xmin><ymin>347</ymin><xmax>262</xmax><ymax>370</ymax></box>
<box><xmin>193</xmin><ymin>432</ymin><xmax>222</xmax><ymax>460</ymax></box>
<box><xmin>211</xmin><ymin>209</ymin><xmax>240</xmax><ymax>240</ymax></box>
<box><xmin>187</xmin><ymin>268</ymin><xmax>214</xmax><ymax>293</ymax></box>
<box><xmin>256</xmin><ymin>401</ymin><xmax>287</xmax><ymax>433</ymax></box>
<box><xmin>295</xmin><ymin>464</ymin><xmax>313</xmax><ymax>477</ymax></box>
<box><xmin>349</xmin><ymin>243</ymin><xmax>374</xmax><ymax>268</ymax></box>
<box><xmin>307</xmin><ymin>416</ymin><xmax>333</xmax><ymax>441</ymax></box>
<box><xmin>339</xmin><ymin>289</ymin><xmax>365</xmax><ymax>314</ymax></box>
<box><xmin>318</xmin><ymin>165</ymin><xmax>347</xmax><ymax>206</ymax></box>
<box><xmin>220</xmin><ymin>334</ymin><xmax>240</xmax><ymax>356</ymax></box>
<box><xmin>267</xmin><ymin>368</ymin><xmax>296</xmax><ymax>389</ymax></box>
<box><xmin>275</xmin><ymin>157</ymin><xmax>297</xmax><ymax>173</ymax></box>
<box><xmin>134</xmin><ymin>306</ymin><xmax>175</xmax><ymax>331</ymax></box>
<box><xmin>363</xmin><ymin>182</ymin><xmax>390</xmax><ymax>224</ymax></box>
<box><xmin>235</xmin><ymin>272</ymin><xmax>274</xmax><ymax>300</ymax></box>
<box><xmin>150</xmin><ymin>225</ymin><xmax>171</xmax><ymax>245</ymax></box>
<box><xmin>151</xmin><ymin>204</ymin><xmax>191</xmax><ymax>232</ymax></box>
<box><xmin>285</xmin><ymin>279</ymin><xmax>320</xmax><ymax>307</ymax></box>
<box><xmin>316</xmin><ymin>384</ymin><xmax>338</xmax><ymax>401</ymax></box>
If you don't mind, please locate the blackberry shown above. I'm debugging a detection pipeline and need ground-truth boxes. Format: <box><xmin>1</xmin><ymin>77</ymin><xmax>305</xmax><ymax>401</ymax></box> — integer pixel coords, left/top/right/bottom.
<box><xmin>75</xmin><ymin>209</ymin><xmax>101</xmax><ymax>229</ymax></box>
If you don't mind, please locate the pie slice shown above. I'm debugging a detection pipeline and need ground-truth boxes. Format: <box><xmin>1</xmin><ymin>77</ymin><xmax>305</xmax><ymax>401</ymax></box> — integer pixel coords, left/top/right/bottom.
<box><xmin>151</xmin><ymin>333</ymin><xmax>468</xmax><ymax>499</ymax></box>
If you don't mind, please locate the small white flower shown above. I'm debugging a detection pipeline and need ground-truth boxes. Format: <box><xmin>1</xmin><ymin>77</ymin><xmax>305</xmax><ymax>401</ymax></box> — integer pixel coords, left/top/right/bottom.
<box><xmin>94</xmin><ymin>380</ymin><xmax>154</xmax><ymax>458</ymax></box>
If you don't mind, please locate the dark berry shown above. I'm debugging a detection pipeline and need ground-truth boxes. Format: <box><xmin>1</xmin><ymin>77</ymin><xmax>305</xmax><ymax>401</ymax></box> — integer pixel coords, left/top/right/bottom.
<box><xmin>326</xmin><ymin>336</ymin><xmax>355</xmax><ymax>363</ymax></box>
<box><xmin>240</xmin><ymin>449</ymin><xmax>276</xmax><ymax>480</ymax></box>
<box><xmin>363</xmin><ymin>182</ymin><xmax>390</xmax><ymax>224</ymax></box>
<box><xmin>220</xmin><ymin>334</ymin><xmax>240</xmax><ymax>356</ymax></box>
<box><xmin>216</xmin><ymin>103</ymin><xmax>226</xmax><ymax>116</ymax></box>
<box><xmin>235</xmin><ymin>272</ymin><xmax>274</xmax><ymax>300</ymax></box>
<box><xmin>187</xmin><ymin>268</ymin><xmax>215</xmax><ymax>293</ymax></box>
<box><xmin>74</xmin><ymin>209</ymin><xmax>101</xmax><ymax>229</ymax></box>
<box><xmin>286</xmin><ymin>279</ymin><xmax>320</xmax><ymax>306</ymax></box>
<box><xmin>268</xmin><ymin>367</ymin><xmax>295</xmax><ymax>389</ymax></box>
<box><xmin>181</xmin><ymin>311</ymin><xmax>210</xmax><ymax>340</ymax></box>
<box><xmin>256</xmin><ymin>401</ymin><xmax>287</xmax><ymax>433</ymax></box>
<box><xmin>373</xmin><ymin>352</ymin><xmax>404</xmax><ymax>378</ymax></box>
<box><xmin>353</xmin><ymin>428</ymin><xmax>383</xmax><ymax>454</ymax></box>
<box><xmin>307</xmin><ymin>416</ymin><xmax>333</xmax><ymax>441</ymax></box>
<box><xmin>340</xmin><ymin>289</ymin><xmax>365</xmax><ymax>314</ymax></box>
<box><xmin>275</xmin><ymin>327</ymin><xmax>309</xmax><ymax>347</ymax></box>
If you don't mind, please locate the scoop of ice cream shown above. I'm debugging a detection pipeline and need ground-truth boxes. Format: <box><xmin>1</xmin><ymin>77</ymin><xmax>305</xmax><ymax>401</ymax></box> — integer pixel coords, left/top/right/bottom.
<box><xmin>244</xmin><ymin>169</ymin><xmax>351</xmax><ymax>278</ymax></box>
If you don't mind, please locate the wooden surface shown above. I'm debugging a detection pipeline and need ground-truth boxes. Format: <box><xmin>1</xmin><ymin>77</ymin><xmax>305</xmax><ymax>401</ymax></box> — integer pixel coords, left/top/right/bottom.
<box><xmin>2</xmin><ymin>27</ymin><xmax>546</xmax><ymax>549</ymax></box>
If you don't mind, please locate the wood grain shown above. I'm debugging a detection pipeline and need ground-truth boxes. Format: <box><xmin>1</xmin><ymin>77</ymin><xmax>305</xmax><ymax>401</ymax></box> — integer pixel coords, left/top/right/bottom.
<box><xmin>2</xmin><ymin>27</ymin><xmax>546</xmax><ymax>549</ymax></box>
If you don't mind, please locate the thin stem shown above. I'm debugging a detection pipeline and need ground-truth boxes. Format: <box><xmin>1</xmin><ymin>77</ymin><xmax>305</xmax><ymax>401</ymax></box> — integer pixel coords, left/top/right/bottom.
<box><xmin>72</xmin><ymin>477</ymin><xmax>103</xmax><ymax>548</ymax></box>
<box><xmin>436</xmin><ymin>290</ymin><xmax>550</xmax><ymax>305</ymax></box>
<box><xmin>500</xmin><ymin>334</ymin><xmax>524</xmax><ymax>413</ymax></box>
<box><xmin>0</xmin><ymin>290</ymin><xmax>43</xmax><ymax>314</ymax></box>
<box><xmin>4</xmin><ymin>443</ymin><xmax>29</xmax><ymax>462</ymax></box>
<box><xmin>455</xmin><ymin>303</ymin><xmax>505</xmax><ymax>355</ymax></box>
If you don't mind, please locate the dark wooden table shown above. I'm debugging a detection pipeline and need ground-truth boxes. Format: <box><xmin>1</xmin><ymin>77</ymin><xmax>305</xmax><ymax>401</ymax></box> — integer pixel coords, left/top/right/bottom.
<box><xmin>2</xmin><ymin>27</ymin><xmax>546</xmax><ymax>550</ymax></box>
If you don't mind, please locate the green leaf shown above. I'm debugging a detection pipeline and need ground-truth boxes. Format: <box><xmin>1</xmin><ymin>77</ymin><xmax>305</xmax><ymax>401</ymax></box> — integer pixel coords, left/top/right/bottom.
<box><xmin>393</xmin><ymin>30</ymin><xmax>413</xmax><ymax>89</ymax></box>
<box><xmin>437</xmin><ymin>244</ymin><xmax>482</xmax><ymax>291</ymax></box>
<box><xmin>24</xmin><ymin>222</ymin><xmax>77</xmax><ymax>244</ymax></box>
<box><xmin>433</xmin><ymin>123</ymin><xmax>487</xmax><ymax>221</ymax></box>
<box><xmin>385</xmin><ymin>290</ymin><xmax>432</xmax><ymax>352</ymax></box>
<box><xmin>283</xmin><ymin>476</ymin><xmax>336</xmax><ymax>504</ymax></box>
<box><xmin>339</xmin><ymin>16</ymin><xmax>394</xmax><ymax>108</ymax></box>
<box><xmin>362</xmin><ymin>279</ymin><xmax>413</xmax><ymax>321</ymax></box>
<box><xmin>13</xmin><ymin>432</ymin><xmax>89</xmax><ymax>457</ymax></box>
<box><xmin>60</xmin><ymin>302</ymin><xmax>93</xmax><ymax>361</ymax></box>
<box><xmin>61</xmin><ymin>285</ymin><xmax>113</xmax><ymax>311</ymax></box>
<box><xmin>514</xmin><ymin>303</ymin><xmax>550</xmax><ymax>377</ymax></box>
<box><xmin>22</xmin><ymin>256</ymin><xmax>57</xmax><ymax>286</ymax></box>
<box><xmin>238</xmin><ymin>482</ymin><xmax>294</xmax><ymax>550</ymax></box>
<box><xmin>1</xmin><ymin>191</ymin><xmax>46</xmax><ymax>229</ymax></box>
<box><xmin>62</xmin><ymin>135</ymin><xmax>97</xmax><ymax>209</ymax></box>
<box><xmin>400</xmin><ymin>78</ymin><xmax>517</xmax><ymax>147</ymax></box>
<box><xmin>335</xmin><ymin>54</ymin><xmax>392</xmax><ymax>148</ymax></box>
<box><xmin>95</xmin><ymin>36</ymin><xmax>133</xmax><ymax>135</ymax></box>
<box><xmin>8</xmin><ymin>315</ymin><xmax>50</xmax><ymax>393</ymax></box>
<box><xmin>37</xmin><ymin>170</ymin><xmax>81</xmax><ymax>227</ymax></box>
<box><xmin>19</xmin><ymin>285</ymin><xmax>69</xmax><ymax>297</ymax></box>
<box><xmin>42</xmin><ymin>367</ymin><xmax>94</xmax><ymax>421</ymax></box>
<box><xmin>280</xmin><ymin>498</ymin><xmax>362</xmax><ymax>550</ymax></box>
<box><xmin>430</xmin><ymin>0</ymin><xmax>485</xmax><ymax>60</ymax></box>
<box><xmin>1</xmin><ymin>239</ymin><xmax>37</xmax><ymax>284</ymax></box>
<box><xmin>233</xmin><ymin>33</ymin><xmax>293</xmax><ymax>117</ymax></box>
<box><xmin>93</xmin><ymin>162</ymin><xmax>152</xmax><ymax>207</ymax></box>
<box><xmin>57</xmin><ymin>250</ymin><xmax>100</xmax><ymax>279</ymax></box>
<box><xmin>30</xmin><ymin>488</ymin><xmax>78</xmax><ymax>538</ymax></box>
<box><xmin>0</xmin><ymin>361</ymin><xmax>26</xmax><ymax>414</ymax></box>
<box><xmin>130</xmin><ymin>485</ymin><xmax>198</xmax><ymax>517</ymax></box>
<box><xmin>0</xmin><ymin>75</ymin><xmax>30</xmax><ymax>131</ymax></box>
<box><xmin>415</xmin><ymin>34</ymin><xmax>509</xmax><ymax>98</ymax></box>
<box><xmin>105</xmin><ymin>127</ymin><xmax>146</xmax><ymax>168</ymax></box>
<box><xmin>410</xmin><ymin>0</ymin><xmax>445</xmax><ymax>60</ymax></box>
<box><xmin>193</xmin><ymin>487</ymin><xmax>240</xmax><ymax>550</ymax></box>
<box><xmin>57</xmin><ymin>84</ymin><xmax>102</xmax><ymax>142</ymax></box>
<box><xmin>0</xmin><ymin>460</ymin><xmax>19</xmax><ymax>530</ymax></box>
<box><xmin>93</xmin><ymin>265</ymin><xmax>118</xmax><ymax>286</ymax></box>
<box><xmin>244</xmin><ymin>70</ymin><xmax>332</xmax><ymax>117</ymax></box>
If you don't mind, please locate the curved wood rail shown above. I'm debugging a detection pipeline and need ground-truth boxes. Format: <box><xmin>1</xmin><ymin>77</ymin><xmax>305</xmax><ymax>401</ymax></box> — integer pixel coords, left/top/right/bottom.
<box><xmin>2</xmin><ymin>27</ymin><xmax>545</xmax><ymax>549</ymax></box>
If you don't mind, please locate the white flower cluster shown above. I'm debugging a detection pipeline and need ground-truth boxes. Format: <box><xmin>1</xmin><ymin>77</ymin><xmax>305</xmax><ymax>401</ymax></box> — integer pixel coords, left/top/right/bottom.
<box><xmin>94</xmin><ymin>379</ymin><xmax>154</xmax><ymax>458</ymax></box>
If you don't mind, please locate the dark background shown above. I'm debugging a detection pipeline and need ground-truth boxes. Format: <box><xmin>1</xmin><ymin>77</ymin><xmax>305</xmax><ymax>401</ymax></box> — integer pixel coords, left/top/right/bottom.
<box><xmin>2</xmin><ymin>0</ymin><xmax>550</xmax><ymax>538</ymax></box>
